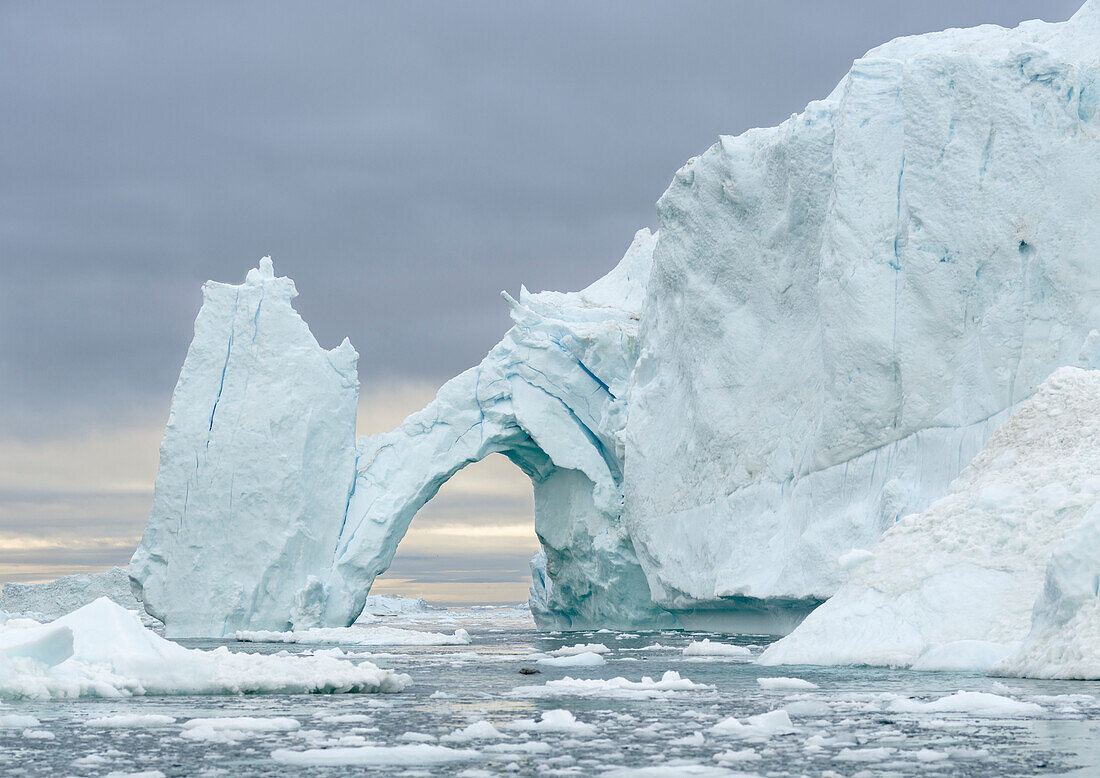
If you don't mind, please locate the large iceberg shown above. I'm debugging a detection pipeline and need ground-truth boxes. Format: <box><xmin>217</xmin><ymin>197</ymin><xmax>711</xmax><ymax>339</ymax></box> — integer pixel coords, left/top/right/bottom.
<box><xmin>759</xmin><ymin>367</ymin><xmax>1100</xmax><ymax>671</ymax></box>
<box><xmin>132</xmin><ymin>1</ymin><xmax>1100</xmax><ymax>637</ymax></box>
<box><xmin>621</xmin><ymin>0</ymin><xmax>1100</xmax><ymax>620</ymax></box>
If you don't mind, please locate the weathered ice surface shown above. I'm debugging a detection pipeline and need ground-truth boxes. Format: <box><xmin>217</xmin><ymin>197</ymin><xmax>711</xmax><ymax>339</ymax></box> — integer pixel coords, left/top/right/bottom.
<box><xmin>760</xmin><ymin>368</ymin><xmax>1100</xmax><ymax>673</ymax></box>
<box><xmin>130</xmin><ymin>259</ymin><xmax>360</xmax><ymax>637</ymax></box>
<box><xmin>320</xmin><ymin>229</ymin><xmax>669</xmax><ymax>630</ymax></box>
<box><xmin>997</xmin><ymin>500</ymin><xmax>1100</xmax><ymax>679</ymax></box>
<box><xmin>0</xmin><ymin>567</ymin><xmax>158</xmax><ymax>627</ymax></box>
<box><xmin>622</xmin><ymin>1</ymin><xmax>1100</xmax><ymax>613</ymax></box>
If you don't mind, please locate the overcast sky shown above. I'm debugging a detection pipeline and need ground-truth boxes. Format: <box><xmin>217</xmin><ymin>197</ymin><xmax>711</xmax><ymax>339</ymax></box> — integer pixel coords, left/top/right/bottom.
<box><xmin>0</xmin><ymin>1</ymin><xmax>1082</xmax><ymax>599</ymax></box>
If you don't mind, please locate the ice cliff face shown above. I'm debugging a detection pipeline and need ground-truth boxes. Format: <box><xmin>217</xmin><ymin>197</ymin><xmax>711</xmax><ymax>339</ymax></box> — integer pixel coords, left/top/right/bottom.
<box><xmin>130</xmin><ymin>259</ymin><xmax>360</xmax><ymax>637</ymax></box>
<box><xmin>622</xmin><ymin>1</ymin><xmax>1100</xmax><ymax>613</ymax></box>
<box><xmin>133</xmin><ymin>2</ymin><xmax>1100</xmax><ymax>640</ymax></box>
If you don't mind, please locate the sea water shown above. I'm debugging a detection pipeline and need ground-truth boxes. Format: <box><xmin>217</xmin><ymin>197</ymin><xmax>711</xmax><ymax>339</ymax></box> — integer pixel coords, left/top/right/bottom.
<box><xmin>3</xmin><ymin>605</ymin><xmax>1100</xmax><ymax>777</ymax></box>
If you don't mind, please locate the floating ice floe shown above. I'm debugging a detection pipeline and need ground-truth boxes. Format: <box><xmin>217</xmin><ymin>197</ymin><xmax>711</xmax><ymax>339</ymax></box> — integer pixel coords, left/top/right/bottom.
<box><xmin>546</xmin><ymin>642</ymin><xmax>610</xmax><ymax>656</ymax></box>
<box><xmin>0</xmin><ymin>598</ymin><xmax>408</xmax><ymax>700</ymax></box>
<box><xmin>180</xmin><ymin>716</ymin><xmax>301</xmax><ymax>743</ymax></box>
<box><xmin>756</xmin><ymin>677</ymin><xmax>818</xmax><ymax>690</ymax></box>
<box><xmin>235</xmin><ymin>625</ymin><xmax>471</xmax><ymax>646</ymax></box>
<box><xmin>708</xmin><ymin>710</ymin><xmax>795</xmax><ymax>739</ymax></box>
<box><xmin>85</xmin><ymin>714</ymin><xmax>176</xmax><ymax>728</ymax></box>
<box><xmin>503</xmin><ymin>709</ymin><xmax>596</xmax><ymax>735</ymax></box>
<box><xmin>441</xmin><ymin>720</ymin><xmax>507</xmax><ymax>742</ymax></box>
<box><xmin>537</xmin><ymin>651</ymin><xmax>606</xmax><ymax>668</ymax></box>
<box><xmin>682</xmin><ymin>640</ymin><xmax>751</xmax><ymax>658</ymax></box>
<box><xmin>271</xmin><ymin>743</ymin><xmax>482</xmax><ymax>766</ymax></box>
<box><xmin>508</xmin><ymin>670</ymin><xmax>712</xmax><ymax>700</ymax></box>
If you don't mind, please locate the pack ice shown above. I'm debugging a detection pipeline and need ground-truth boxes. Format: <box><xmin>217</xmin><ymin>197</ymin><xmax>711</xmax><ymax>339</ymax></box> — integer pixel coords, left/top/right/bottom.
<box><xmin>131</xmin><ymin>1</ymin><xmax>1100</xmax><ymax>646</ymax></box>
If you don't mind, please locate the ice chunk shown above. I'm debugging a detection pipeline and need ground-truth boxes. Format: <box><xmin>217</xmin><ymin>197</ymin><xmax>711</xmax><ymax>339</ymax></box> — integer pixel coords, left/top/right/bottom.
<box><xmin>180</xmin><ymin>716</ymin><xmax>300</xmax><ymax>742</ymax></box>
<box><xmin>708</xmin><ymin>710</ymin><xmax>794</xmax><ymax>738</ymax></box>
<box><xmin>503</xmin><ymin>709</ymin><xmax>596</xmax><ymax>735</ymax></box>
<box><xmin>537</xmin><ymin>651</ymin><xmax>605</xmax><ymax>668</ymax></box>
<box><xmin>271</xmin><ymin>744</ymin><xmax>482</xmax><ymax>766</ymax></box>
<box><xmin>441</xmin><ymin>721</ymin><xmax>507</xmax><ymax>742</ymax></box>
<box><xmin>888</xmin><ymin>691</ymin><xmax>1044</xmax><ymax>717</ymax></box>
<box><xmin>0</xmin><ymin>598</ymin><xmax>408</xmax><ymax>700</ymax></box>
<box><xmin>756</xmin><ymin>677</ymin><xmax>818</xmax><ymax>690</ymax></box>
<box><xmin>762</xmin><ymin>369</ymin><xmax>1100</xmax><ymax>669</ymax></box>
<box><xmin>508</xmin><ymin>670</ymin><xmax>711</xmax><ymax>700</ymax></box>
<box><xmin>85</xmin><ymin>715</ymin><xmax>176</xmax><ymax>728</ymax></box>
<box><xmin>547</xmin><ymin>642</ymin><xmax>610</xmax><ymax>656</ymax></box>
<box><xmin>682</xmin><ymin>640</ymin><xmax>751</xmax><ymax>658</ymax></box>
<box><xmin>234</xmin><ymin>626</ymin><xmax>470</xmax><ymax>646</ymax></box>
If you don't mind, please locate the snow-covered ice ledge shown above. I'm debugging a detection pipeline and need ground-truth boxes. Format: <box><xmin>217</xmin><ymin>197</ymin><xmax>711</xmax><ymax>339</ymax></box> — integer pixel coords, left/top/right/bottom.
<box><xmin>131</xmin><ymin>1</ymin><xmax>1100</xmax><ymax>642</ymax></box>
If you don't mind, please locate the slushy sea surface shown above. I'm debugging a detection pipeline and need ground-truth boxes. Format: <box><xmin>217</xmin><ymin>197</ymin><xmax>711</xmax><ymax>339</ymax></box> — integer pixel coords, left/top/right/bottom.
<box><xmin>4</xmin><ymin>605</ymin><xmax>1100</xmax><ymax>777</ymax></box>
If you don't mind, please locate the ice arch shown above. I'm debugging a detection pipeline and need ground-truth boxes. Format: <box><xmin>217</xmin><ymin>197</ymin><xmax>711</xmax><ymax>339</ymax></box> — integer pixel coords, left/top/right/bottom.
<box><xmin>131</xmin><ymin>236</ymin><xmax>672</xmax><ymax>636</ymax></box>
<box><xmin>318</xmin><ymin>229</ymin><xmax>670</xmax><ymax>629</ymax></box>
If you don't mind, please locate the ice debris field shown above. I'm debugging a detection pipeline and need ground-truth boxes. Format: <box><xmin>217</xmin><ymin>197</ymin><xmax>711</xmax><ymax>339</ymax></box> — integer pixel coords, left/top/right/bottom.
<box><xmin>7</xmin><ymin>1</ymin><xmax>1100</xmax><ymax>776</ymax></box>
<box><xmin>4</xmin><ymin>602</ymin><xmax>1100</xmax><ymax>777</ymax></box>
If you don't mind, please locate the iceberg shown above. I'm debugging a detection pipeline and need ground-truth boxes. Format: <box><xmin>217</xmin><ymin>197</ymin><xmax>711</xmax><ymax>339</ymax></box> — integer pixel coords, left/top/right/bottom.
<box><xmin>760</xmin><ymin>367</ymin><xmax>1100</xmax><ymax>671</ymax></box>
<box><xmin>622</xmin><ymin>0</ymin><xmax>1100</xmax><ymax>622</ymax></box>
<box><xmin>130</xmin><ymin>1</ymin><xmax>1100</xmax><ymax>638</ymax></box>
<box><xmin>130</xmin><ymin>257</ymin><xmax>361</xmax><ymax>637</ymax></box>
<box><xmin>0</xmin><ymin>597</ymin><xmax>407</xmax><ymax>700</ymax></box>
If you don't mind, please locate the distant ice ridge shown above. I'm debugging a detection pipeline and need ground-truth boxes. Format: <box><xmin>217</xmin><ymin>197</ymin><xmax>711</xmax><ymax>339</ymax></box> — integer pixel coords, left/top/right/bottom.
<box><xmin>131</xmin><ymin>1</ymin><xmax>1100</xmax><ymax>638</ymax></box>
<box><xmin>0</xmin><ymin>597</ymin><xmax>407</xmax><ymax>699</ymax></box>
<box><xmin>0</xmin><ymin>567</ymin><xmax>159</xmax><ymax>628</ymax></box>
<box><xmin>760</xmin><ymin>368</ymin><xmax>1100</xmax><ymax>678</ymax></box>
